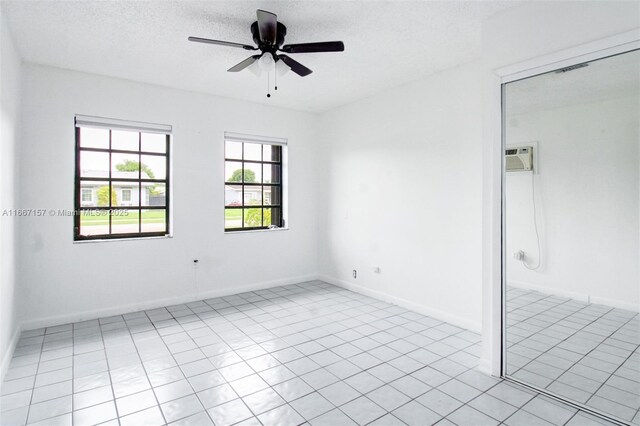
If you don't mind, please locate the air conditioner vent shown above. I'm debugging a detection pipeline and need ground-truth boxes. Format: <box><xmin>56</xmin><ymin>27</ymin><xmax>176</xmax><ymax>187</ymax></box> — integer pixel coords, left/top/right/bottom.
<box><xmin>505</xmin><ymin>146</ymin><xmax>533</xmax><ymax>172</ymax></box>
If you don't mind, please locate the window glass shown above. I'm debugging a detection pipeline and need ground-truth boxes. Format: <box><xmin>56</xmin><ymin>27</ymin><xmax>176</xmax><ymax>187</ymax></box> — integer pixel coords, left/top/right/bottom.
<box><xmin>224</xmin><ymin>139</ymin><xmax>284</xmax><ymax>231</ymax></box>
<box><xmin>141</xmin><ymin>133</ymin><xmax>166</xmax><ymax>153</ymax></box>
<box><xmin>112</xmin><ymin>130</ymin><xmax>139</xmax><ymax>151</ymax></box>
<box><xmin>75</xmin><ymin>122</ymin><xmax>170</xmax><ymax>240</ymax></box>
<box><xmin>79</xmin><ymin>127</ymin><xmax>109</xmax><ymax>149</ymax></box>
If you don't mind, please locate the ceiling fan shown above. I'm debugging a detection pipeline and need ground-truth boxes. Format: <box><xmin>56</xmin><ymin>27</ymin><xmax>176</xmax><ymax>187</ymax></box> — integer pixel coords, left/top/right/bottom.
<box><xmin>188</xmin><ymin>9</ymin><xmax>344</xmax><ymax>78</ymax></box>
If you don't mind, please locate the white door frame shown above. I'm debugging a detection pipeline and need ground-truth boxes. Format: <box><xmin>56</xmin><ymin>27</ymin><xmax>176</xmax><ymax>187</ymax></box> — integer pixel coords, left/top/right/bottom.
<box><xmin>484</xmin><ymin>28</ymin><xmax>640</xmax><ymax>377</ymax></box>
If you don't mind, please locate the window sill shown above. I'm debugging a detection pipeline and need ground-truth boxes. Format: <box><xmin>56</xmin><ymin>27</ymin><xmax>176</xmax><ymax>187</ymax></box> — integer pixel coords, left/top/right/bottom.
<box><xmin>73</xmin><ymin>235</ymin><xmax>173</xmax><ymax>244</ymax></box>
<box><xmin>224</xmin><ymin>227</ymin><xmax>289</xmax><ymax>235</ymax></box>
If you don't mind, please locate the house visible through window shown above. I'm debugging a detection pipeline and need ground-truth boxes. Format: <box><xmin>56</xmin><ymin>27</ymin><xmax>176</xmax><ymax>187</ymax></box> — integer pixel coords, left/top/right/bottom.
<box><xmin>81</xmin><ymin>188</ymin><xmax>93</xmax><ymax>203</ymax></box>
<box><xmin>74</xmin><ymin>115</ymin><xmax>171</xmax><ymax>240</ymax></box>
<box><xmin>224</xmin><ymin>133</ymin><xmax>286</xmax><ymax>231</ymax></box>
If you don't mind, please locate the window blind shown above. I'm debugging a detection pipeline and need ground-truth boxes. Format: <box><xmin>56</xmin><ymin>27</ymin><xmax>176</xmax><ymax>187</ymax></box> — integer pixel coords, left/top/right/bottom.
<box><xmin>75</xmin><ymin>115</ymin><xmax>172</xmax><ymax>134</ymax></box>
<box><xmin>225</xmin><ymin>131</ymin><xmax>287</xmax><ymax>146</ymax></box>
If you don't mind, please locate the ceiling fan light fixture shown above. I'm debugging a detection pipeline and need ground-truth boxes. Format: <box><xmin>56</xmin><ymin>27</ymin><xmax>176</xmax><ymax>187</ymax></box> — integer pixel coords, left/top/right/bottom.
<box><xmin>276</xmin><ymin>59</ymin><xmax>291</xmax><ymax>77</ymax></box>
<box><xmin>248</xmin><ymin>60</ymin><xmax>262</xmax><ymax>77</ymax></box>
<box><xmin>258</xmin><ymin>53</ymin><xmax>275</xmax><ymax>72</ymax></box>
<box><xmin>189</xmin><ymin>9</ymin><xmax>344</xmax><ymax>83</ymax></box>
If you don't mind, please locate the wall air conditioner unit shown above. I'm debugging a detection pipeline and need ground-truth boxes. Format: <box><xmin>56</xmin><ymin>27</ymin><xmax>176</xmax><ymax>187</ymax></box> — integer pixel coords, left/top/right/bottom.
<box><xmin>505</xmin><ymin>146</ymin><xmax>533</xmax><ymax>172</ymax></box>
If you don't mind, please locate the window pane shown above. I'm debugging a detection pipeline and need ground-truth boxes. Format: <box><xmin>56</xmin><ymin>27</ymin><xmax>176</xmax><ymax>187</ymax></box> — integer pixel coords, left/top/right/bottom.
<box><xmin>243</xmin><ymin>187</ymin><xmax>262</xmax><ymax>206</ymax></box>
<box><xmin>263</xmin><ymin>186</ymin><xmax>281</xmax><ymax>206</ymax></box>
<box><xmin>75</xmin><ymin>122</ymin><xmax>170</xmax><ymax>240</ymax></box>
<box><xmin>263</xmin><ymin>144</ymin><xmax>281</xmax><ymax>162</ymax></box>
<box><xmin>112</xmin><ymin>153</ymin><xmax>140</xmax><ymax>179</ymax></box>
<box><xmin>223</xmin><ymin>141</ymin><xmax>283</xmax><ymax>233</ymax></box>
<box><xmin>79</xmin><ymin>210</ymin><xmax>110</xmax><ymax>236</ymax></box>
<box><xmin>263</xmin><ymin>208</ymin><xmax>272</xmax><ymax>227</ymax></box>
<box><xmin>225</xmin><ymin>141</ymin><xmax>242</xmax><ymax>159</ymax></box>
<box><xmin>114</xmin><ymin>181</ymin><xmax>139</xmax><ymax>207</ymax></box>
<box><xmin>225</xmin><ymin>161</ymin><xmax>243</xmax><ymax>182</ymax></box>
<box><xmin>244</xmin><ymin>163</ymin><xmax>261</xmax><ymax>183</ymax></box>
<box><xmin>225</xmin><ymin>184</ymin><xmax>242</xmax><ymax>206</ymax></box>
<box><xmin>141</xmin><ymin>209</ymin><xmax>166</xmax><ymax>233</ymax></box>
<box><xmin>111</xmin><ymin>209</ymin><xmax>139</xmax><ymax>234</ymax></box>
<box><xmin>141</xmin><ymin>155</ymin><xmax>166</xmax><ymax>180</ymax></box>
<box><xmin>80</xmin><ymin>151</ymin><xmax>109</xmax><ymax>178</ymax></box>
<box><xmin>112</xmin><ymin>130</ymin><xmax>139</xmax><ymax>151</ymax></box>
<box><xmin>243</xmin><ymin>208</ymin><xmax>262</xmax><ymax>228</ymax></box>
<box><xmin>263</xmin><ymin>163</ymin><xmax>280</xmax><ymax>184</ymax></box>
<box><xmin>225</xmin><ymin>208</ymin><xmax>242</xmax><ymax>229</ymax></box>
<box><xmin>79</xmin><ymin>181</ymin><xmax>113</xmax><ymax>207</ymax></box>
<box><xmin>244</xmin><ymin>143</ymin><xmax>261</xmax><ymax>161</ymax></box>
<box><xmin>147</xmin><ymin>183</ymin><xmax>166</xmax><ymax>207</ymax></box>
<box><xmin>79</xmin><ymin>180</ymin><xmax>108</xmax><ymax>207</ymax></box>
<box><xmin>79</xmin><ymin>127</ymin><xmax>109</xmax><ymax>149</ymax></box>
<box><xmin>141</xmin><ymin>133</ymin><xmax>166</xmax><ymax>153</ymax></box>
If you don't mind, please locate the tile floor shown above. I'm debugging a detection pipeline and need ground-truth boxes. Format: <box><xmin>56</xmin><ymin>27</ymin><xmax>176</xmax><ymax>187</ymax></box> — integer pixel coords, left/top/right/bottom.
<box><xmin>506</xmin><ymin>286</ymin><xmax>639</xmax><ymax>425</ymax></box>
<box><xmin>0</xmin><ymin>281</ymin><xmax>623</xmax><ymax>426</ymax></box>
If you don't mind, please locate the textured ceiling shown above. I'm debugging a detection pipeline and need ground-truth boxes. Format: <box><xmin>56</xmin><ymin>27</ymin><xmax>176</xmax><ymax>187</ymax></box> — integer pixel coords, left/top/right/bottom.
<box><xmin>505</xmin><ymin>49</ymin><xmax>640</xmax><ymax>116</ymax></box>
<box><xmin>2</xmin><ymin>0</ymin><xmax>517</xmax><ymax>112</ymax></box>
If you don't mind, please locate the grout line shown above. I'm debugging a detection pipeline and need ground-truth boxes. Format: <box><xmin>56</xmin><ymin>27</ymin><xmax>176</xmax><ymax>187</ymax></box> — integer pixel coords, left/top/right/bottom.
<box><xmin>508</xmin><ymin>287</ymin><xmax>640</xmax><ymax>407</ymax></box>
<box><xmin>22</xmin><ymin>328</ymin><xmax>45</xmax><ymax>425</ymax></box>
<box><xmin>97</xmin><ymin>319</ymin><xmax>122</xmax><ymax>425</ymax></box>
<box><xmin>3</xmin><ymin>282</ymin><xmax>635</xmax><ymax>426</ymax></box>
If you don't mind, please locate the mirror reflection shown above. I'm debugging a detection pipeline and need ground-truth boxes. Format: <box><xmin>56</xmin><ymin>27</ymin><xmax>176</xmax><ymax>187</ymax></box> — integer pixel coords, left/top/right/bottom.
<box><xmin>504</xmin><ymin>50</ymin><xmax>640</xmax><ymax>424</ymax></box>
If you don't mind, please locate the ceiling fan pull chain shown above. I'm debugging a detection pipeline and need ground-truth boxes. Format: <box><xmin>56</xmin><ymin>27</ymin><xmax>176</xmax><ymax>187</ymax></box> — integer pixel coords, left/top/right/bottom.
<box><xmin>267</xmin><ymin>72</ymin><xmax>271</xmax><ymax>98</ymax></box>
<box><xmin>274</xmin><ymin>63</ymin><xmax>278</xmax><ymax>91</ymax></box>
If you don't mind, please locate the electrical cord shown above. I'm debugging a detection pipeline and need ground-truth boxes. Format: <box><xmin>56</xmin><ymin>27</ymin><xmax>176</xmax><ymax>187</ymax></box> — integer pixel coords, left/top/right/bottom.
<box><xmin>523</xmin><ymin>171</ymin><xmax>541</xmax><ymax>270</ymax></box>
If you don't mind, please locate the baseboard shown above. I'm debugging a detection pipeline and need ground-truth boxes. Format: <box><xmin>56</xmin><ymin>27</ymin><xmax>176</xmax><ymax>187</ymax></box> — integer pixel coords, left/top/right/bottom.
<box><xmin>319</xmin><ymin>274</ymin><xmax>482</xmax><ymax>333</ymax></box>
<box><xmin>477</xmin><ymin>357</ymin><xmax>495</xmax><ymax>376</ymax></box>
<box><xmin>1</xmin><ymin>325</ymin><xmax>22</xmax><ymax>383</ymax></box>
<box><xmin>20</xmin><ymin>273</ymin><xmax>320</xmax><ymax>332</ymax></box>
<box><xmin>590</xmin><ymin>295</ymin><xmax>639</xmax><ymax>313</ymax></box>
<box><xmin>508</xmin><ymin>280</ymin><xmax>638</xmax><ymax>312</ymax></box>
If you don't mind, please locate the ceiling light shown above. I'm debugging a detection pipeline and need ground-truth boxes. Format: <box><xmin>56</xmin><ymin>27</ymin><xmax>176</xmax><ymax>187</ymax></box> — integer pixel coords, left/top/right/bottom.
<box><xmin>247</xmin><ymin>61</ymin><xmax>261</xmax><ymax>77</ymax></box>
<box><xmin>276</xmin><ymin>59</ymin><xmax>290</xmax><ymax>77</ymax></box>
<box><xmin>258</xmin><ymin>53</ymin><xmax>275</xmax><ymax>72</ymax></box>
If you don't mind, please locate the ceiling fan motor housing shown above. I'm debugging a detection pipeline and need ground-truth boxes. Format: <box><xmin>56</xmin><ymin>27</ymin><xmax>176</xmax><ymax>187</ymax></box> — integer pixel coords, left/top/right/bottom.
<box><xmin>251</xmin><ymin>21</ymin><xmax>287</xmax><ymax>50</ymax></box>
<box><xmin>188</xmin><ymin>9</ymin><xmax>342</xmax><ymax>78</ymax></box>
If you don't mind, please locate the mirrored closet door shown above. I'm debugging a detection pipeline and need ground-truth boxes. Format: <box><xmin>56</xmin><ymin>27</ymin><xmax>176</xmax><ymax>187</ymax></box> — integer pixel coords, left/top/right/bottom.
<box><xmin>503</xmin><ymin>49</ymin><xmax>640</xmax><ymax>424</ymax></box>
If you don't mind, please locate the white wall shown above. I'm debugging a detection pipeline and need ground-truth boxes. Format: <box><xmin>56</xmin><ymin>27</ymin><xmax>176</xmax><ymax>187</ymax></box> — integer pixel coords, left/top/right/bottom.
<box><xmin>480</xmin><ymin>1</ymin><xmax>640</xmax><ymax>374</ymax></box>
<box><xmin>16</xmin><ymin>64</ymin><xmax>320</xmax><ymax>329</ymax></box>
<box><xmin>3</xmin><ymin>0</ymin><xmax>638</xmax><ymax>380</ymax></box>
<box><xmin>505</xmin><ymin>96</ymin><xmax>639</xmax><ymax>309</ymax></box>
<box><xmin>0</xmin><ymin>7</ymin><xmax>23</xmax><ymax>376</ymax></box>
<box><xmin>318</xmin><ymin>63</ymin><xmax>484</xmax><ymax>332</ymax></box>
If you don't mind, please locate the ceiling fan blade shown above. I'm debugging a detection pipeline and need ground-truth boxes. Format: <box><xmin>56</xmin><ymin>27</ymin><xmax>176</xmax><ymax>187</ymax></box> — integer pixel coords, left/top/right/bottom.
<box><xmin>188</xmin><ymin>36</ymin><xmax>256</xmax><ymax>50</ymax></box>
<box><xmin>256</xmin><ymin>9</ymin><xmax>277</xmax><ymax>45</ymax></box>
<box><xmin>278</xmin><ymin>55</ymin><xmax>312</xmax><ymax>77</ymax></box>
<box><xmin>228</xmin><ymin>55</ymin><xmax>261</xmax><ymax>72</ymax></box>
<box><xmin>281</xmin><ymin>41</ymin><xmax>344</xmax><ymax>54</ymax></box>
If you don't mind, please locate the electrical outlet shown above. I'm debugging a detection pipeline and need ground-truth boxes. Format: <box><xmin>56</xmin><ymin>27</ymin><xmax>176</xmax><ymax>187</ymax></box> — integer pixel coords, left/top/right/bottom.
<box><xmin>352</xmin><ymin>269</ymin><xmax>357</xmax><ymax>279</ymax></box>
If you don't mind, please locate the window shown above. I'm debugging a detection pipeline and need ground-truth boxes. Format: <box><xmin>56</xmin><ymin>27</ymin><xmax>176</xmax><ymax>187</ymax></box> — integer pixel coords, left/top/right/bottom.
<box><xmin>122</xmin><ymin>188</ymin><xmax>132</xmax><ymax>202</ymax></box>
<box><xmin>81</xmin><ymin>188</ymin><xmax>93</xmax><ymax>203</ymax></box>
<box><xmin>224</xmin><ymin>132</ymin><xmax>286</xmax><ymax>231</ymax></box>
<box><xmin>74</xmin><ymin>115</ymin><xmax>171</xmax><ymax>240</ymax></box>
